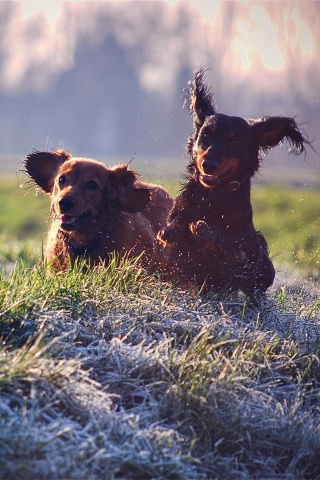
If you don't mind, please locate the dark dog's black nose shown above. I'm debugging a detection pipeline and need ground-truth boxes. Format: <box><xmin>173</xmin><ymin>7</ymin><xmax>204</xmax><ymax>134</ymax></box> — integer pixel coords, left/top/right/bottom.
<box><xmin>59</xmin><ymin>196</ymin><xmax>75</xmax><ymax>212</ymax></box>
<box><xmin>202</xmin><ymin>158</ymin><xmax>219</xmax><ymax>175</ymax></box>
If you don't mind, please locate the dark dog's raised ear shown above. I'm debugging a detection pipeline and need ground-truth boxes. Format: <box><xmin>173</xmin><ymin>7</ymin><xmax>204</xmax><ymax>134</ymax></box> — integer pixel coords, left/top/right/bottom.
<box><xmin>249</xmin><ymin>116</ymin><xmax>306</xmax><ymax>154</ymax></box>
<box><xmin>23</xmin><ymin>149</ymin><xmax>72</xmax><ymax>193</ymax></box>
<box><xmin>189</xmin><ymin>68</ymin><xmax>216</xmax><ymax>130</ymax></box>
<box><xmin>110</xmin><ymin>164</ymin><xmax>151</xmax><ymax>213</ymax></box>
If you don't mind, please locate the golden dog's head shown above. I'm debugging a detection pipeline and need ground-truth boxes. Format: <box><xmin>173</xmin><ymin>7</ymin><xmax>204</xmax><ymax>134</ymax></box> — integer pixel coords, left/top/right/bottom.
<box><xmin>24</xmin><ymin>149</ymin><xmax>151</xmax><ymax>232</ymax></box>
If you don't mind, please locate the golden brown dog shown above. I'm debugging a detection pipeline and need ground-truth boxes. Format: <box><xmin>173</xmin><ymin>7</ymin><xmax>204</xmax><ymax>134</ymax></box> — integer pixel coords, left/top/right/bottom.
<box><xmin>24</xmin><ymin>149</ymin><xmax>173</xmax><ymax>271</ymax></box>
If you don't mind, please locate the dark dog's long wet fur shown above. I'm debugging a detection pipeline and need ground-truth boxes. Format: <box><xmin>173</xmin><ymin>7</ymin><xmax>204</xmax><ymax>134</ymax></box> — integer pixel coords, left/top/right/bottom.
<box><xmin>157</xmin><ymin>69</ymin><xmax>306</xmax><ymax>297</ymax></box>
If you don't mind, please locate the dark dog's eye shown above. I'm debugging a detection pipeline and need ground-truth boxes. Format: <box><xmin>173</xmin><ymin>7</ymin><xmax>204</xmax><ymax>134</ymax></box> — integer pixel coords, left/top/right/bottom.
<box><xmin>229</xmin><ymin>138</ymin><xmax>241</xmax><ymax>149</ymax></box>
<box><xmin>58</xmin><ymin>176</ymin><xmax>66</xmax><ymax>186</ymax></box>
<box><xmin>201</xmin><ymin>131</ymin><xmax>212</xmax><ymax>144</ymax></box>
<box><xmin>86</xmin><ymin>181</ymin><xmax>98</xmax><ymax>191</ymax></box>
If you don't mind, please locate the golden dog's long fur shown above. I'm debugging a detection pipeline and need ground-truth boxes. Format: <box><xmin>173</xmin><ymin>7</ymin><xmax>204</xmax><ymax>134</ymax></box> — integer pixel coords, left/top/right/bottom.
<box><xmin>24</xmin><ymin>149</ymin><xmax>173</xmax><ymax>271</ymax></box>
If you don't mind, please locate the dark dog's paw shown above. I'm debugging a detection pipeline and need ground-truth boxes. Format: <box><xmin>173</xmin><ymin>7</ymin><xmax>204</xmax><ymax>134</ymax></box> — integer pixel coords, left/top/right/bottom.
<box><xmin>157</xmin><ymin>216</ymin><xmax>188</xmax><ymax>244</ymax></box>
<box><xmin>190</xmin><ymin>220</ymin><xmax>211</xmax><ymax>237</ymax></box>
<box><xmin>157</xmin><ymin>224</ymin><xmax>186</xmax><ymax>244</ymax></box>
<box><xmin>190</xmin><ymin>220</ymin><xmax>219</xmax><ymax>250</ymax></box>
<box><xmin>190</xmin><ymin>220</ymin><xmax>216</xmax><ymax>242</ymax></box>
<box><xmin>157</xmin><ymin>226</ymin><xmax>177</xmax><ymax>244</ymax></box>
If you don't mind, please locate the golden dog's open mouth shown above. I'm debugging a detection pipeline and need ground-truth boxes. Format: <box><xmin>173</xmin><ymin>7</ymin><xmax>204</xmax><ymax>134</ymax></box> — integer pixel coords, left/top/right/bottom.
<box><xmin>59</xmin><ymin>212</ymin><xmax>90</xmax><ymax>231</ymax></box>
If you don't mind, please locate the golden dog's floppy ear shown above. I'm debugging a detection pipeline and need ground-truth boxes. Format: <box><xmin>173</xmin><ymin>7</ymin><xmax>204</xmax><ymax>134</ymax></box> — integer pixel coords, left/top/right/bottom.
<box><xmin>23</xmin><ymin>149</ymin><xmax>72</xmax><ymax>193</ymax></box>
<box><xmin>110</xmin><ymin>164</ymin><xmax>151</xmax><ymax>213</ymax></box>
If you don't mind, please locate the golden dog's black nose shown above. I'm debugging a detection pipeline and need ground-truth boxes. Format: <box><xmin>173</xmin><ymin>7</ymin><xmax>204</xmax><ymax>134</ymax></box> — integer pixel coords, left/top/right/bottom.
<box><xmin>59</xmin><ymin>196</ymin><xmax>75</xmax><ymax>212</ymax></box>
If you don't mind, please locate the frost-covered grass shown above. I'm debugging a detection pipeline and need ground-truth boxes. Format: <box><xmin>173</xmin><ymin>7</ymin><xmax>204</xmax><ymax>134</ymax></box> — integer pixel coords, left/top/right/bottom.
<box><xmin>1</xmin><ymin>256</ymin><xmax>320</xmax><ymax>479</ymax></box>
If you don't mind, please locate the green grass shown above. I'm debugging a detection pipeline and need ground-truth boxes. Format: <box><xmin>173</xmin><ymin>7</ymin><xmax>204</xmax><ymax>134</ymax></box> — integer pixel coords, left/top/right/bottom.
<box><xmin>0</xmin><ymin>176</ymin><xmax>49</xmax><ymax>239</ymax></box>
<box><xmin>1</xmin><ymin>175</ymin><xmax>320</xmax><ymax>277</ymax></box>
<box><xmin>252</xmin><ymin>185</ymin><xmax>320</xmax><ymax>277</ymax></box>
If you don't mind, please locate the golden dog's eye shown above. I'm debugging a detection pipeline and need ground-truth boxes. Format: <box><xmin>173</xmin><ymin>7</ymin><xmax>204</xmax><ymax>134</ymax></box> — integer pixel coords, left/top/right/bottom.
<box><xmin>86</xmin><ymin>181</ymin><xmax>98</xmax><ymax>191</ymax></box>
<box><xmin>58</xmin><ymin>175</ymin><xmax>66</xmax><ymax>185</ymax></box>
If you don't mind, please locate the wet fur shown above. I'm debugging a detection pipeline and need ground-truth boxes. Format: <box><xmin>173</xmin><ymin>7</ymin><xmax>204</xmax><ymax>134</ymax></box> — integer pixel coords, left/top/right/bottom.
<box><xmin>157</xmin><ymin>69</ymin><xmax>306</xmax><ymax>297</ymax></box>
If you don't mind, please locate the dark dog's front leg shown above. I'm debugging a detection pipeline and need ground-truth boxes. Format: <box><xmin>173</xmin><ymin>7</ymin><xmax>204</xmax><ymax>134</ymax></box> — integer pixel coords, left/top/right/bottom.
<box><xmin>189</xmin><ymin>220</ymin><xmax>219</xmax><ymax>251</ymax></box>
<box><xmin>157</xmin><ymin>216</ymin><xmax>189</xmax><ymax>244</ymax></box>
<box><xmin>190</xmin><ymin>221</ymin><xmax>251</xmax><ymax>265</ymax></box>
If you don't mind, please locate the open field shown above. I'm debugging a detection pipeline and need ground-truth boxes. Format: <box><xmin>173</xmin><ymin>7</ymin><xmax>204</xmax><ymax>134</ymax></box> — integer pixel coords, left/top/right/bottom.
<box><xmin>1</xmin><ymin>159</ymin><xmax>320</xmax><ymax>479</ymax></box>
<box><xmin>0</xmin><ymin>171</ymin><xmax>319</xmax><ymax>278</ymax></box>
<box><xmin>1</xmin><ymin>151</ymin><xmax>319</xmax><ymax>186</ymax></box>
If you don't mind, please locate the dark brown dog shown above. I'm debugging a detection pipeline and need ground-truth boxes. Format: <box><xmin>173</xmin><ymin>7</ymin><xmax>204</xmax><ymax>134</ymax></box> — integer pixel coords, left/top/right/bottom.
<box><xmin>157</xmin><ymin>69</ymin><xmax>307</xmax><ymax>297</ymax></box>
<box><xmin>24</xmin><ymin>149</ymin><xmax>173</xmax><ymax>271</ymax></box>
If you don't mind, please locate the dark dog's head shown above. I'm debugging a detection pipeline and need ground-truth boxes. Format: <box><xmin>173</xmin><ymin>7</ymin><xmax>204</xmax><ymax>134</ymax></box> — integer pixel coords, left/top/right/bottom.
<box><xmin>188</xmin><ymin>69</ymin><xmax>306</xmax><ymax>188</ymax></box>
<box><xmin>23</xmin><ymin>149</ymin><xmax>151</xmax><ymax>232</ymax></box>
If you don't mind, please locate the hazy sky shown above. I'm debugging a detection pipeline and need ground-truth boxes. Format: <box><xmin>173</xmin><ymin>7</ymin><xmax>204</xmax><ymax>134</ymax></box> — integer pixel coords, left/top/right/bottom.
<box><xmin>19</xmin><ymin>0</ymin><xmax>217</xmax><ymax>25</ymax></box>
<box><xmin>17</xmin><ymin>0</ymin><xmax>316</xmax><ymax>75</ymax></box>
<box><xmin>2</xmin><ymin>1</ymin><xmax>319</xmax><ymax>161</ymax></box>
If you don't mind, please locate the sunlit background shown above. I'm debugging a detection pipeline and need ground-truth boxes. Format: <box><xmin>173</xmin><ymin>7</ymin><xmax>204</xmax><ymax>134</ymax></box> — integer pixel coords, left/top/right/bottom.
<box><xmin>0</xmin><ymin>0</ymin><xmax>319</xmax><ymax>182</ymax></box>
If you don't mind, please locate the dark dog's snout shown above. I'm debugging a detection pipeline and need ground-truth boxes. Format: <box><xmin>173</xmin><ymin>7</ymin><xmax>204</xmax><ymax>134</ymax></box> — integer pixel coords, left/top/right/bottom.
<box><xmin>202</xmin><ymin>157</ymin><xmax>219</xmax><ymax>175</ymax></box>
<box><xmin>59</xmin><ymin>196</ymin><xmax>75</xmax><ymax>212</ymax></box>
